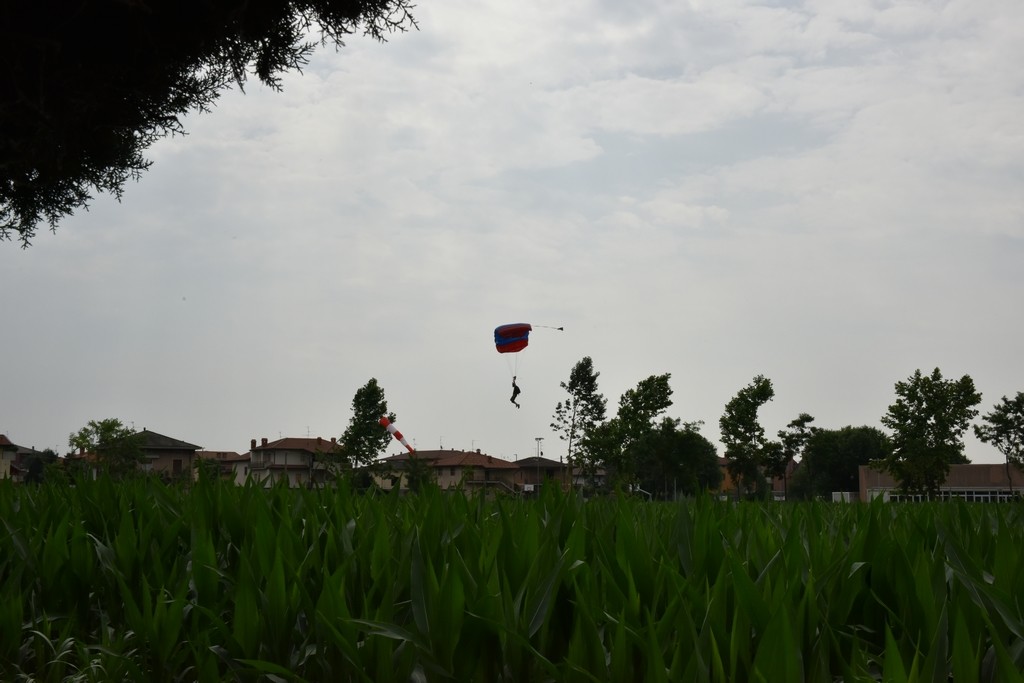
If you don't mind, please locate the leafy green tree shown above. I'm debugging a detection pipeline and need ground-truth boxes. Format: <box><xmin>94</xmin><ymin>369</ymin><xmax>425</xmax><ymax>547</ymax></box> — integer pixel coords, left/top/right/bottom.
<box><xmin>402</xmin><ymin>454</ymin><xmax>436</xmax><ymax>494</ymax></box>
<box><xmin>577</xmin><ymin>374</ymin><xmax>673</xmax><ymax>492</ymax></box>
<box><xmin>876</xmin><ymin>368</ymin><xmax>981</xmax><ymax>498</ymax></box>
<box><xmin>24</xmin><ymin>448</ymin><xmax>59</xmax><ymax>485</ymax></box>
<box><xmin>759</xmin><ymin>440</ymin><xmax>785</xmax><ymax>498</ymax></box>
<box><xmin>607</xmin><ymin>374</ymin><xmax>674</xmax><ymax>490</ymax></box>
<box><xmin>974</xmin><ymin>392</ymin><xmax>1024</xmax><ymax>494</ymax></box>
<box><xmin>719</xmin><ymin>374</ymin><xmax>775</xmax><ymax>499</ymax></box>
<box><xmin>635</xmin><ymin>419</ymin><xmax>721</xmax><ymax>499</ymax></box>
<box><xmin>770</xmin><ymin>413</ymin><xmax>815</xmax><ymax>499</ymax></box>
<box><xmin>790</xmin><ymin>426</ymin><xmax>890</xmax><ymax>500</ymax></box>
<box><xmin>338</xmin><ymin>378</ymin><xmax>395</xmax><ymax>478</ymax></box>
<box><xmin>617</xmin><ymin>374</ymin><xmax>674</xmax><ymax>444</ymax></box>
<box><xmin>578</xmin><ymin>420</ymin><xmax>619</xmax><ymax>493</ymax></box>
<box><xmin>550</xmin><ymin>356</ymin><xmax>607</xmax><ymax>477</ymax></box>
<box><xmin>68</xmin><ymin>419</ymin><xmax>145</xmax><ymax>478</ymax></box>
<box><xmin>1</xmin><ymin>0</ymin><xmax>417</xmax><ymax>245</ymax></box>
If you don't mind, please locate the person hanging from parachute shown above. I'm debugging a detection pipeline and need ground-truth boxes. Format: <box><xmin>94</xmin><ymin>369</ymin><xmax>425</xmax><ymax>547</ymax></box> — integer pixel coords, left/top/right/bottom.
<box><xmin>493</xmin><ymin>322</ymin><xmax>563</xmax><ymax>407</ymax></box>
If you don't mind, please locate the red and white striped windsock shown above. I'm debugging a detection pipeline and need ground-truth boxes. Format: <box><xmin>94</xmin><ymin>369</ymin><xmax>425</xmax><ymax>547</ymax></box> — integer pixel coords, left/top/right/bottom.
<box><xmin>379</xmin><ymin>416</ymin><xmax>415</xmax><ymax>453</ymax></box>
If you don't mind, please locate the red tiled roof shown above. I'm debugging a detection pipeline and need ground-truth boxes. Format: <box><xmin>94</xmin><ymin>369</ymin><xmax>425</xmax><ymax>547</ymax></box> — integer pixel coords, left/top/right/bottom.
<box><xmin>136</xmin><ymin>429</ymin><xmax>201</xmax><ymax>451</ymax></box>
<box><xmin>433</xmin><ymin>451</ymin><xmax>517</xmax><ymax>469</ymax></box>
<box><xmin>0</xmin><ymin>434</ymin><xmax>15</xmax><ymax>448</ymax></box>
<box><xmin>515</xmin><ymin>456</ymin><xmax>566</xmax><ymax>469</ymax></box>
<box><xmin>379</xmin><ymin>449</ymin><xmax>517</xmax><ymax>469</ymax></box>
<box><xmin>380</xmin><ymin>449</ymin><xmax>447</xmax><ymax>463</ymax></box>
<box><xmin>378</xmin><ymin>448</ymin><xmax>520</xmax><ymax>471</ymax></box>
<box><xmin>196</xmin><ymin>450</ymin><xmax>249</xmax><ymax>462</ymax></box>
<box><xmin>253</xmin><ymin>437</ymin><xmax>342</xmax><ymax>454</ymax></box>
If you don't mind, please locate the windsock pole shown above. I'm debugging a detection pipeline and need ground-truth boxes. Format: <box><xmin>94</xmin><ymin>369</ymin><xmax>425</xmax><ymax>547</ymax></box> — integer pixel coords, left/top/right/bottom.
<box><xmin>380</xmin><ymin>416</ymin><xmax>415</xmax><ymax>454</ymax></box>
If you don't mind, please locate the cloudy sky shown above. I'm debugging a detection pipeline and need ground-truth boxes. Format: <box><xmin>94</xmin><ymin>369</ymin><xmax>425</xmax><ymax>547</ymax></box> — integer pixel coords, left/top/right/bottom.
<box><xmin>2</xmin><ymin>0</ymin><xmax>1022</xmax><ymax>464</ymax></box>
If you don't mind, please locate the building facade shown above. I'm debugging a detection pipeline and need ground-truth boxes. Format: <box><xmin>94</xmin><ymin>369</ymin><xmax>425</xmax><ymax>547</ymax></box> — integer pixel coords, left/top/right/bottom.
<box><xmin>196</xmin><ymin>450</ymin><xmax>250</xmax><ymax>485</ymax></box>
<box><xmin>858</xmin><ymin>463</ymin><xmax>1024</xmax><ymax>502</ymax></box>
<box><xmin>137</xmin><ymin>430</ymin><xmax>201</xmax><ymax>480</ymax></box>
<box><xmin>248</xmin><ymin>436</ymin><xmax>341</xmax><ymax>488</ymax></box>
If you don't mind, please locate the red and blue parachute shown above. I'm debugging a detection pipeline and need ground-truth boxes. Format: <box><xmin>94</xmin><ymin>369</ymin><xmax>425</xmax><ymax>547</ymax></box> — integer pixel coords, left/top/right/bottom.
<box><xmin>494</xmin><ymin>323</ymin><xmax>534</xmax><ymax>354</ymax></box>
<box><xmin>493</xmin><ymin>322</ymin><xmax>563</xmax><ymax>376</ymax></box>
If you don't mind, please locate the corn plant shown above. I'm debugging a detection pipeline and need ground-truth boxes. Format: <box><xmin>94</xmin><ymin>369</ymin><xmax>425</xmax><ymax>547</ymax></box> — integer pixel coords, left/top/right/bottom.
<box><xmin>1</xmin><ymin>477</ymin><xmax>1023</xmax><ymax>682</ymax></box>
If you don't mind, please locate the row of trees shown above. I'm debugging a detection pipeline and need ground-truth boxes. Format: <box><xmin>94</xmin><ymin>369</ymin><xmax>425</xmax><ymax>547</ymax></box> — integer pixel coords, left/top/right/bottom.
<box><xmin>549</xmin><ymin>358</ymin><xmax>722</xmax><ymax>498</ymax></box>
<box><xmin>550</xmin><ymin>359</ymin><xmax>1024</xmax><ymax>500</ymax></box>
<box><xmin>44</xmin><ymin>368</ymin><xmax>1024</xmax><ymax>500</ymax></box>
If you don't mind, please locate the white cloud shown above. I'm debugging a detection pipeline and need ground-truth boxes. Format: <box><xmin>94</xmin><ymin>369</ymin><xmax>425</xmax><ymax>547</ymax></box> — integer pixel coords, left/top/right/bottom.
<box><xmin>2</xmin><ymin>0</ymin><xmax>1021</xmax><ymax>464</ymax></box>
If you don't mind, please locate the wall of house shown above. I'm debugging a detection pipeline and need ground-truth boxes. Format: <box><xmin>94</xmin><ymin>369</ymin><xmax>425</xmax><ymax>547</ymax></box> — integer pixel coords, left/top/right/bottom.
<box><xmin>285</xmin><ymin>470</ymin><xmax>307</xmax><ymax>488</ymax></box>
<box><xmin>859</xmin><ymin>463</ymin><xmax>1024</xmax><ymax>502</ymax></box>
<box><xmin>373</xmin><ymin>472</ymin><xmax>395</xmax><ymax>490</ymax></box>
<box><xmin>249</xmin><ymin>449</ymin><xmax>314</xmax><ymax>488</ymax></box>
<box><xmin>512</xmin><ymin>468</ymin><xmax>569</xmax><ymax>488</ymax></box>
<box><xmin>278</xmin><ymin>450</ymin><xmax>312</xmax><ymax>467</ymax></box>
<box><xmin>435</xmin><ymin>467</ymin><xmax>462</xmax><ymax>489</ymax></box>
<box><xmin>257</xmin><ymin>465</ymin><xmax>316</xmax><ymax>489</ymax></box>
<box><xmin>485</xmin><ymin>468</ymin><xmax>518</xmax><ymax>488</ymax></box>
<box><xmin>233</xmin><ymin>463</ymin><xmax>249</xmax><ymax>486</ymax></box>
<box><xmin>146</xmin><ymin>452</ymin><xmax>193</xmax><ymax>477</ymax></box>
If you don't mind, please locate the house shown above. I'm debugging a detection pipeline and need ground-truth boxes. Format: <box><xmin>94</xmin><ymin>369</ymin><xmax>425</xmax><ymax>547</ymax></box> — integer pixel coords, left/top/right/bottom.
<box><xmin>434</xmin><ymin>450</ymin><xmax>518</xmax><ymax>493</ymax></box>
<box><xmin>716</xmin><ymin>456</ymin><xmax>796</xmax><ymax>501</ymax></box>
<box><xmin>374</xmin><ymin>450</ymin><xmax>443</xmax><ymax>491</ymax></box>
<box><xmin>513</xmin><ymin>455</ymin><xmax>571</xmax><ymax>492</ymax></box>
<box><xmin>858</xmin><ymin>463</ymin><xmax>1024</xmax><ymax>502</ymax></box>
<box><xmin>63</xmin><ymin>449</ymin><xmax>100</xmax><ymax>479</ymax></box>
<box><xmin>137</xmin><ymin>429</ymin><xmax>201</xmax><ymax>480</ymax></box>
<box><xmin>62</xmin><ymin>429</ymin><xmax>199</xmax><ymax>480</ymax></box>
<box><xmin>570</xmin><ymin>464</ymin><xmax>606</xmax><ymax>491</ymax></box>
<box><xmin>0</xmin><ymin>435</ymin><xmax>57</xmax><ymax>483</ymax></box>
<box><xmin>10</xmin><ymin>444</ymin><xmax>54</xmax><ymax>483</ymax></box>
<box><xmin>376</xmin><ymin>449</ymin><xmax>519</xmax><ymax>494</ymax></box>
<box><xmin>196</xmin><ymin>450</ymin><xmax>250</xmax><ymax>485</ymax></box>
<box><xmin>0</xmin><ymin>434</ymin><xmax>17</xmax><ymax>479</ymax></box>
<box><xmin>248</xmin><ymin>436</ymin><xmax>342</xmax><ymax>488</ymax></box>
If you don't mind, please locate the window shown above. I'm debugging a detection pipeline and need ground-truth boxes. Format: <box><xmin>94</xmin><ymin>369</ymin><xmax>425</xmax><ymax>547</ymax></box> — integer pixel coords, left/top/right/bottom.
<box><xmin>173</xmin><ymin>459</ymin><xmax>182</xmax><ymax>474</ymax></box>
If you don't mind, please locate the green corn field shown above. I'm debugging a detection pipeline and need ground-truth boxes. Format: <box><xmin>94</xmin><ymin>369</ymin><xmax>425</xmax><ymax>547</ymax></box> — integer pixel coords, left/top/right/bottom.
<box><xmin>1</xmin><ymin>477</ymin><xmax>1022</xmax><ymax>682</ymax></box>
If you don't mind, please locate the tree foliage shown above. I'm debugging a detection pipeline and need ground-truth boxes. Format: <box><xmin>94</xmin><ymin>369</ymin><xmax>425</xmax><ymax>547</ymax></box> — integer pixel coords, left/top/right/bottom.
<box><xmin>578</xmin><ymin>420</ymin><xmax>619</xmax><ymax>491</ymax></box>
<box><xmin>576</xmin><ymin>373</ymin><xmax>673</xmax><ymax>492</ymax></box>
<box><xmin>1</xmin><ymin>0</ymin><xmax>417</xmax><ymax>245</ymax></box>
<box><xmin>68</xmin><ymin>418</ymin><xmax>145</xmax><ymax>478</ymax></box>
<box><xmin>974</xmin><ymin>392</ymin><xmax>1024</xmax><ymax>492</ymax></box>
<box><xmin>339</xmin><ymin>378</ymin><xmax>395</xmax><ymax>474</ymax></box>
<box><xmin>616</xmin><ymin>374</ymin><xmax>674</xmax><ymax>446</ymax></box>
<box><xmin>876</xmin><ymin>368</ymin><xmax>981</xmax><ymax>498</ymax></box>
<box><xmin>775</xmin><ymin>414</ymin><xmax>815</xmax><ymax>478</ymax></box>
<box><xmin>604</xmin><ymin>374</ymin><xmax>674</xmax><ymax>489</ymax></box>
<box><xmin>790</xmin><ymin>426</ymin><xmax>890</xmax><ymax>500</ymax></box>
<box><xmin>634</xmin><ymin>419</ymin><xmax>721</xmax><ymax>499</ymax></box>
<box><xmin>550</xmin><ymin>356</ymin><xmax>607</xmax><ymax>473</ymax></box>
<box><xmin>719</xmin><ymin>374</ymin><xmax>775</xmax><ymax>499</ymax></box>
<box><xmin>402</xmin><ymin>454</ymin><xmax>436</xmax><ymax>493</ymax></box>
<box><xmin>768</xmin><ymin>413</ymin><xmax>815</xmax><ymax>499</ymax></box>
<box><xmin>24</xmin><ymin>448</ymin><xmax>59</xmax><ymax>485</ymax></box>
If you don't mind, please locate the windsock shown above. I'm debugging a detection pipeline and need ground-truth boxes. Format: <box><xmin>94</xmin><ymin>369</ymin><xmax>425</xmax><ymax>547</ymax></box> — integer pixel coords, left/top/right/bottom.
<box><xmin>379</xmin><ymin>416</ymin><xmax>415</xmax><ymax>453</ymax></box>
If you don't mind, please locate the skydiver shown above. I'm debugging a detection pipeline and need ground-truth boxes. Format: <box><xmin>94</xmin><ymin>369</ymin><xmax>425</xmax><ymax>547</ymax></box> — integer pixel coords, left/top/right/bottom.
<box><xmin>510</xmin><ymin>376</ymin><xmax>521</xmax><ymax>408</ymax></box>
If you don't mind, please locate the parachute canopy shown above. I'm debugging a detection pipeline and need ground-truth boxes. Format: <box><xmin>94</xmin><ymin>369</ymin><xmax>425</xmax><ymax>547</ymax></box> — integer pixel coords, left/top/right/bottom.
<box><xmin>494</xmin><ymin>323</ymin><xmax>532</xmax><ymax>354</ymax></box>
